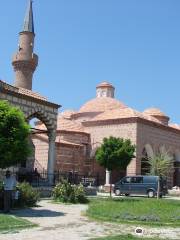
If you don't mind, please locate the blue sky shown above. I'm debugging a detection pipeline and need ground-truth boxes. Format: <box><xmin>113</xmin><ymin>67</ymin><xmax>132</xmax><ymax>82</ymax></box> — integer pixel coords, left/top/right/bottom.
<box><xmin>0</xmin><ymin>0</ymin><xmax>180</xmax><ymax>123</ymax></box>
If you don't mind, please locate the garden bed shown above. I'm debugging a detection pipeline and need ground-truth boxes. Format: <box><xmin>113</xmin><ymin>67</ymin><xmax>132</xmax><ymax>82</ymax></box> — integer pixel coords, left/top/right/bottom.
<box><xmin>87</xmin><ymin>198</ymin><xmax>180</xmax><ymax>227</ymax></box>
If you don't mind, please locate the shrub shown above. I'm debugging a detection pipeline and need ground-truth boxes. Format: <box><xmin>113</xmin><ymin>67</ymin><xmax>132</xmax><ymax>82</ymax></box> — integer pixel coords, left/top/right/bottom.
<box><xmin>0</xmin><ymin>181</ymin><xmax>3</xmax><ymax>210</ymax></box>
<box><xmin>0</xmin><ymin>181</ymin><xmax>3</xmax><ymax>191</ymax></box>
<box><xmin>15</xmin><ymin>182</ymin><xmax>40</xmax><ymax>208</ymax></box>
<box><xmin>52</xmin><ymin>179</ymin><xmax>88</xmax><ymax>204</ymax></box>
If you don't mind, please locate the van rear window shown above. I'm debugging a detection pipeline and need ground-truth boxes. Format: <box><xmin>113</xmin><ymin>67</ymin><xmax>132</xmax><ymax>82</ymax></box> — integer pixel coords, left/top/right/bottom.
<box><xmin>144</xmin><ymin>176</ymin><xmax>157</xmax><ymax>183</ymax></box>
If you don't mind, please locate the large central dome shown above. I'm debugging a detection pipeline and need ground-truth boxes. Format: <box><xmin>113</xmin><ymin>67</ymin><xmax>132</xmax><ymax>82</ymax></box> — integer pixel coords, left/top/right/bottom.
<box><xmin>79</xmin><ymin>97</ymin><xmax>126</xmax><ymax>113</ymax></box>
<box><xmin>79</xmin><ymin>81</ymin><xmax>126</xmax><ymax>113</ymax></box>
<box><xmin>71</xmin><ymin>81</ymin><xmax>127</xmax><ymax>122</ymax></box>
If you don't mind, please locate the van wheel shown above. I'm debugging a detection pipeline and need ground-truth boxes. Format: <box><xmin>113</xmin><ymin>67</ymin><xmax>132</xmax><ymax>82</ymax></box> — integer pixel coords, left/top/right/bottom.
<box><xmin>115</xmin><ymin>189</ymin><xmax>121</xmax><ymax>196</ymax></box>
<box><xmin>125</xmin><ymin>193</ymin><xmax>130</xmax><ymax>196</ymax></box>
<box><xmin>147</xmin><ymin>190</ymin><xmax>155</xmax><ymax>198</ymax></box>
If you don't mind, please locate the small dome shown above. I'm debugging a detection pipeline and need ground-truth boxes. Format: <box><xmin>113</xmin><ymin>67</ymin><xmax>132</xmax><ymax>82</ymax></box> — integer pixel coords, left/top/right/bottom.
<box><xmin>169</xmin><ymin>123</ymin><xmax>180</xmax><ymax>130</ymax></box>
<box><xmin>79</xmin><ymin>97</ymin><xmax>127</xmax><ymax>113</ymax></box>
<box><xmin>96</xmin><ymin>81</ymin><xmax>114</xmax><ymax>89</ymax></box>
<box><xmin>57</xmin><ymin>113</ymin><xmax>84</xmax><ymax>132</ymax></box>
<box><xmin>143</xmin><ymin>108</ymin><xmax>169</xmax><ymax>125</ymax></box>
<box><xmin>60</xmin><ymin>110</ymin><xmax>77</xmax><ymax>119</ymax></box>
<box><xmin>35</xmin><ymin>111</ymin><xmax>85</xmax><ymax>132</ymax></box>
<box><xmin>143</xmin><ymin>108</ymin><xmax>167</xmax><ymax>117</ymax></box>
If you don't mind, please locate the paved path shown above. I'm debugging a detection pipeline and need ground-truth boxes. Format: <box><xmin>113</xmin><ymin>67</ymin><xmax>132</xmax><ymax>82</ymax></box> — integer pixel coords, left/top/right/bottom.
<box><xmin>0</xmin><ymin>200</ymin><xmax>179</xmax><ymax>240</ymax></box>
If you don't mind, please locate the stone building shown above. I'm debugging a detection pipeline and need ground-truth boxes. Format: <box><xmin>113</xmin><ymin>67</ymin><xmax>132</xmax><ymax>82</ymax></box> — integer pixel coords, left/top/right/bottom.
<box><xmin>0</xmin><ymin>1</ymin><xmax>179</xmax><ymax>187</ymax></box>
<box><xmin>34</xmin><ymin>81</ymin><xmax>180</xmax><ymax>187</ymax></box>
<box><xmin>0</xmin><ymin>0</ymin><xmax>60</xmax><ymax>184</ymax></box>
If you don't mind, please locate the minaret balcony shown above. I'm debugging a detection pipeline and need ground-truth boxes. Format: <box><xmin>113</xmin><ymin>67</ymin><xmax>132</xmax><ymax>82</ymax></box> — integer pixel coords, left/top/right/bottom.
<box><xmin>12</xmin><ymin>53</ymin><xmax>38</xmax><ymax>71</ymax></box>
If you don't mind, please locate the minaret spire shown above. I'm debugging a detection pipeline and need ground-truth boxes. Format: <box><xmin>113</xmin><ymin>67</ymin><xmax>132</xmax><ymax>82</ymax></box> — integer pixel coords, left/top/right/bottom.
<box><xmin>23</xmin><ymin>0</ymin><xmax>34</xmax><ymax>33</ymax></box>
<box><xmin>12</xmin><ymin>0</ymin><xmax>38</xmax><ymax>90</ymax></box>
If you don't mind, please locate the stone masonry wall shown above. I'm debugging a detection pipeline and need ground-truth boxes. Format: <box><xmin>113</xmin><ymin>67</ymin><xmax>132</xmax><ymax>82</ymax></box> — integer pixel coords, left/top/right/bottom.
<box><xmin>136</xmin><ymin>122</ymin><xmax>180</xmax><ymax>187</ymax></box>
<box><xmin>32</xmin><ymin>130</ymin><xmax>91</xmax><ymax>174</ymax></box>
<box><xmin>0</xmin><ymin>91</ymin><xmax>58</xmax><ymax>131</ymax></box>
<box><xmin>0</xmin><ymin>85</ymin><xmax>59</xmax><ymax>172</ymax></box>
<box><xmin>58</xmin><ymin>132</ymin><xmax>89</xmax><ymax>145</ymax></box>
<box><xmin>85</xmin><ymin>122</ymin><xmax>138</xmax><ymax>182</ymax></box>
<box><xmin>32</xmin><ymin>135</ymin><xmax>49</xmax><ymax>171</ymax></box>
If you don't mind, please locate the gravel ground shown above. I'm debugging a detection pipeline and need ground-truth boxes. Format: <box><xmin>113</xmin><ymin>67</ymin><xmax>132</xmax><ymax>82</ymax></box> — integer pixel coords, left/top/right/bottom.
<box><xmin>0</xmin><ymin>200</ymin><xmax>179</xmax><ymax>240</ymax></box>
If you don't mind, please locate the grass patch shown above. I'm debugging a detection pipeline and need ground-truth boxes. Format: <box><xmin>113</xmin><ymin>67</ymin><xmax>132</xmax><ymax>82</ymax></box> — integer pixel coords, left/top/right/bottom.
<box><xmin>91</xmin><ymin>234</ymin><xmax>161</xmax><ymax>240</ymax></box>
<box><xmin>87</xmin><ymin>198</ymin><xmax>180</xmax><ymax>227</ymax></box>
<box><xmin>0</xmin><ymin>214</ymin><xmax>36</xmax><ymax>232</ymax></box>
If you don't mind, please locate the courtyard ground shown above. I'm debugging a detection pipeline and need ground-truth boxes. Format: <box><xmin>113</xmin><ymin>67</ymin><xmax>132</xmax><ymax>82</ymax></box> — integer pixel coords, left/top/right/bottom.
<box><xmin>0</xmin><ymin>200</ymin><xmax>179</xmax><ymax>240</ymax></box>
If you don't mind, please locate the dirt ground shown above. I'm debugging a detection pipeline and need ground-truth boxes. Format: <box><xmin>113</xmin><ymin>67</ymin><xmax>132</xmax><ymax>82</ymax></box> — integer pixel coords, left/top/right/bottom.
<box><xmin>0</xmin><ymin>200</ymin><xmax>179</xmax><ymax>240</ymax></box>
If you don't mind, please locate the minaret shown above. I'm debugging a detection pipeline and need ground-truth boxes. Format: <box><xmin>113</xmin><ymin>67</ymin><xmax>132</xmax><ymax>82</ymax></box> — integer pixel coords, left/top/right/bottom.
<box><xmin>12</xmin><ymin>0</ymin><xmax>38</xmax><ymax>90</ymax></box>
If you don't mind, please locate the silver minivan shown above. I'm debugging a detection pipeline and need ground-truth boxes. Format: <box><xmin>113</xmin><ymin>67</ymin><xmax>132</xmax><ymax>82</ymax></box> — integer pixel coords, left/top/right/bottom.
<box><xmin>114</xmin><ymin>175</ymin><xmax>167</xmax><ymax>198</ymax></box>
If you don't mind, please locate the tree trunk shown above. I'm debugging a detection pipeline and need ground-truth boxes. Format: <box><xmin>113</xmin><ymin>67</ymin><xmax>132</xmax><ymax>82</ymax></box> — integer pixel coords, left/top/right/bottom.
<box><xmin>109</xmin><ymin>171</ymin><xmax>112</xmax><ymax>197</ymax></box>
<box><xmin>157</xmin><ymin>177</ymin><xmax>160</xmax><ymax>199</ymax></box>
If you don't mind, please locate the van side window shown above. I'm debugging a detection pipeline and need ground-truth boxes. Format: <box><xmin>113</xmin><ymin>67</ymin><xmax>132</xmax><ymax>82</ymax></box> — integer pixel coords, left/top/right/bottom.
<box><xmin>123</xmin><ymin>177</ymin><xmax>131</xmax><ymax>183</ymax></box>
<box><xmin>131</xmin><ymin>177</ymin><xmax>143</xmax><ymax>183</ymax></box>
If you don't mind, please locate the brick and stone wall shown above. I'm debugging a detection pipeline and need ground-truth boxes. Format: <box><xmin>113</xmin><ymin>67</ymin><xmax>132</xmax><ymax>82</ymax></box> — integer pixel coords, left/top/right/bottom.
<box><xmin>136</xmin><ymin>120</ymin><xmax>180</xmax><ymax>187</ymax></box>
<box><xmin>84</xmin><ymin>122</ymin><xmax>138</xmax><ymax>183</ymax></box>
<box><xmin>0</xmin><ymin>80</ymin><xmax>59</xmax><ymax>172</ymax></box>
<box><xmin>32</xmin><ymin>130</ymin><xmax>91</xmax><ymax>175</ymax></box>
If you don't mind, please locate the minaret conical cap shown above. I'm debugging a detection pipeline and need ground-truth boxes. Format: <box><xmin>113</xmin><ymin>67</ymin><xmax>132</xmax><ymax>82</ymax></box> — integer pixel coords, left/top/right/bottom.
<box><xmin>22</xmin><ymin>0</ymin><xmax>34</xmax><ymax>33</ymax></box>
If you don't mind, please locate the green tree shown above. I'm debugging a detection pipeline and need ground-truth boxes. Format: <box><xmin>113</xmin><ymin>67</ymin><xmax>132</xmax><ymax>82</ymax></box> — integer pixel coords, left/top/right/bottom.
<box><xmin>143</xmin><ymin>150</ymin><xmax>173</xmax><ymax>199</ymax></box>
<box><xmin>95</xmin><ymin>136</ymin><xmax>135</xmax><ymax>193</ymax></box>
<box><xmin>0</xmin><ymin>100</ymin><xmax>31</xmax><ymax>168</ymax></box>
<box><xmin>145</xmin><ymin>150</ymin><xmax>173</xmax><ymax>177</ymax></box>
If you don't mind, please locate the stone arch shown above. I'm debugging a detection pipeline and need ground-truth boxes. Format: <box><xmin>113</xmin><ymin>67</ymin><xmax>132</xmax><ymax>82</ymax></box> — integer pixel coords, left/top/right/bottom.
<box><xmin>141</xmin><ymin>144</ymin><xmax>154</xmax><ymax>175</ymax></box>
<box><xmin>26</xmin><ymin>106</ymin><xmax>57</xmax><ymax>184</ymax></box>
<box><xmin>26</xmin><ymin>106</ymin><xmax>53</xmax><ymax>132</ymax></box>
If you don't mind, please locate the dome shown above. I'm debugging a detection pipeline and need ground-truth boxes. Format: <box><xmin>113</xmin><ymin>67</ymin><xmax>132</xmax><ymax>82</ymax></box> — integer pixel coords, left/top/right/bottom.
<box><xmin>79</xmin><ymin>97</ymin><xmax>127</xmax><ymax>113</ymax></box>
<box><xmin>57</xmin><ymin>113</ymin><xmax>84</xmax><ymax>132</ymax></box>
<box><xmin>86</xmin><ymin>107</ymin><xmax>161</xmax><ymax>123</ymax></box>
<box><xmin>60</xmin><ymin>110</ymin><xmax>77</xmax><ymax>119</ymax></box>
<box><xmin>88</xmin><ymin>107</ymin><xmax>141</xmax><ymax>121</ymax></box>
<box><xmin>143</xmin><ymin>108</ymin><xmax>169</xmax><ymax>125</ymax></box>
<box><xmin>35</xmin><ymin>111</ymin><xmax>85</xmax><ymax>132</ymax></box>
<box><xmin>96</xmin><ymin>81</ymin><xmax>114</xmax><ymax>89</ymax></box>
<box><xmin>143</xmin><ymin>108</ymin><xmax>168</xmax><ymax>117</ymax></box>
<box><xmin>169</xmin><ymin>123</ymin><xmax>180</xmax><ymax>130</ymax></box>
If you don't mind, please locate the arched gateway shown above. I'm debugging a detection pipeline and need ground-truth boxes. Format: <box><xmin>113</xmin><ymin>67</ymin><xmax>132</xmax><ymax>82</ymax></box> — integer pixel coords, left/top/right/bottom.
<box><xmin>0</xmin><ymin>1</ymin><xmax>60</xmax><ymax>184</ymax></box>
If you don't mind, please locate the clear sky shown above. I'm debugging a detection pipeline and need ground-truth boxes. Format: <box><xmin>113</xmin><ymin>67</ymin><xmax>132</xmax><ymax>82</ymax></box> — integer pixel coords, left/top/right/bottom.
<box><xmin>0</xmin><ymin>0</ymin><xmax>180</xmax><ymax>123</ymax></box>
